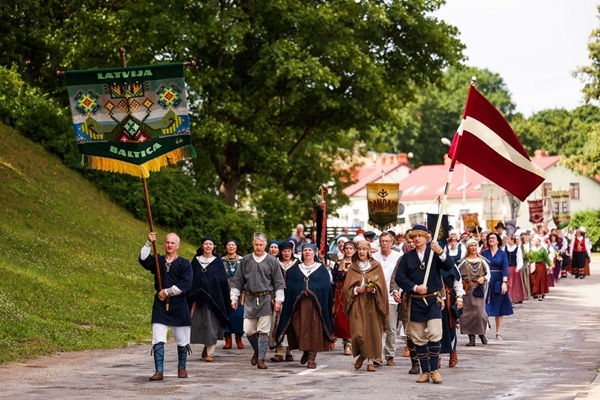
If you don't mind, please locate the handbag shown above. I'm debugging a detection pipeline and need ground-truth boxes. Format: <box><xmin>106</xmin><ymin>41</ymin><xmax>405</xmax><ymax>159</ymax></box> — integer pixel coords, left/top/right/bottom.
<box><xmin>472</xmin><ymin>285</ymin><xmax>484</xmax><ymax>298</ymax></box>
<box><xmin>493</xmin><ymin>280</ymin><xmax>502</xmax><ymax>294</ymax></box>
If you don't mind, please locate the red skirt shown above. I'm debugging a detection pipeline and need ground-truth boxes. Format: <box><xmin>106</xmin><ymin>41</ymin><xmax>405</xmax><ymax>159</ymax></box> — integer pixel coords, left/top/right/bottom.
<box><xmin>508</xmin><ymin>266</ymin><xmax>528</xmax><ymax>302</ymax></box>
<box><xmin>530</xmin><ymin>262</ymin><xmax>550</xmax><ymax>296</ymax></box>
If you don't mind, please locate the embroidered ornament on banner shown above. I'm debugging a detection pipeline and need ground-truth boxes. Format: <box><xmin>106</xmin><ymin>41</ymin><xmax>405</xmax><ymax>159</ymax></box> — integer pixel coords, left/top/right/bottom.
<box><xmin>65</xmin><ymin>63</ymin><xmax>196</xmax><ymax>178</ymax></box>
<box><xmin>367</xmin><ymin>183</ymin><xmax>399</xmax><ymax>231</ymax></box>
<box><xmin>528</xmin><ymin>199</ymin><xmax>544</xmax><ymax>224</ymax></box>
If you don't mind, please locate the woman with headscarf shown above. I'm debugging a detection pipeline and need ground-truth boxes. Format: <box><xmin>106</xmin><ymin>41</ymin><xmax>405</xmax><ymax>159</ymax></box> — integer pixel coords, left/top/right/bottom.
<box><xmin>457</xmin><ymin>238</ymin><xmax>491</xmax><ymax>346</ymax></box>
<box><xmin>188</xmin><ymin>237</ymin><xmax>232</xmax><ymax>362</ymax></box>
<box><xmin>482</xmin><ymin>232</ymin><xmax>513</xmax><ymax>341</ymax></box>
<box><xmin>268</xmin><ymin>240</ymin><xmax>280</xmax><ymax>258</ymax></box>
<box><xmin>222</xmin><ymin>239</ymin><xmax>245</xmax><ymax>350</ymax></box>
<box><xmin>274</xmin><ymin>243</ymin><xmax>334</xmax><ymax>369</ymax></box>
<box><xmin>344</xmin><ymin>240</ymin><xmax>388</xmax><ymax>372</ymax></box>
<box><xmin>530</xmin><ymin>236</ymin><xmax>552</xmax><ymax>300</ymax></box>
<box><xmin>270</xmin><ymin>240</ymin><xmax>299</xmax><ymax>362</ymax></box>
<box><xmin>331</xmin><ymin>241</ymin><xmax>356</xmax><ymax>355</ymax></box>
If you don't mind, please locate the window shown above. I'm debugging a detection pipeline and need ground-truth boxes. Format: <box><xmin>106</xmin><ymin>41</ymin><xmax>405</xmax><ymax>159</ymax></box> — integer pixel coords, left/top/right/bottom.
<box><xmin>570</xmin><ymin>183</ymin><xmax>580</xmax><ymax>200</ymax></box>
<box><xmin>543</xmin><ymin>182</ymin><xmax>552</xmax><ymax>197</ymax></box>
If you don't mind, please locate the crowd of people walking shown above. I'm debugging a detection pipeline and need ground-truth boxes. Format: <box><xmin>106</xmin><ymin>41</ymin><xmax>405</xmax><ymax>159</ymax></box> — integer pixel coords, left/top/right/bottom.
<box><xmin>138</xmin><ymin>222</ymin><xmax>592</xmax><ymax>382</ymax></box>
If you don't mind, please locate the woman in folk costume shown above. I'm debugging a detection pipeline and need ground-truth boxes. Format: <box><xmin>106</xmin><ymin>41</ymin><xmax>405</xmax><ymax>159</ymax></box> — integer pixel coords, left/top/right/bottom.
<box><xmin>270</xmin><ymin>240</ymin><xmax>299</xmax><ymax>362</ymax></box>
<box><xmin>222</xmin><ymin>239</ymin><xmax>245</xmax><ymax>350</ymax></box>
<box><xmin>519</xmin><ymin>231</ymin><xmax>533</xmax><ymax>299</ymax></box>
<box><xmin>482</xmin><ymin>232</ymin><xmax>513</xmax><ymax>341</ymax></box>
<box><xmin>274</xmin><ymin>244</ymin><xmax>333</xmax><ymax>369</ymax></box>
<box><xmin>440</xmin><ymin>235</ymin><xmax>465</xmax><ymax>368</ymax></box>
<box><xmin>188</xmin><ymin>237</ymin><xmax>232</xmax><ymax>362</ymax></box>
<box><xmin>529</xmin><ymin>236</ymin><xmax>552</xmax><ymax>301</ymax></box>
<box><xmin>457</xmin><ymin>238</ymin><xmax>491</xmax><ymax>347</ymax></box>
<box><xmin>331</xmin><ymin>241</ymin><xmax>356</xmax><ymax>355</ymax></box>
<box><xmin>503</xmin><ymin>234</ymin><xmax>528</xmax><ymax>303</ymax></box>
<box><xmin>343</xmin><ymin>240</ymin><xmax>388</xmax><ymax>372</ymax></box>
<box><xmin>569</xmin><ymin>227</ymin><xmax>592</xmax><ymax>279</ymax></box>
<box><xmin>548</xmin><ymin>233</ymin><xmax>566</xmax><ymax>283</ymax></box>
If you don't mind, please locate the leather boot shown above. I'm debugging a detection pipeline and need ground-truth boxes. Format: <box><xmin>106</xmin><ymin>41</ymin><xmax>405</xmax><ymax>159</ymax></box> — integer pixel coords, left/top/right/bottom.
<box><xmin>257</xmin><ymin>359</ymin><xmax>268</xmax><ymax>369</ymax></box>
<box><xmin>235</xmin><ymin>334</ymin><xmax>245</xmax><ymax>349</ymax></box>
<box><xmin>449</xmin><ymin>351</ymin><xmax>458</xmax><ymax>367</ymax></box>
<box><xmin>223</xmin><ymin>333</ymin><xmax>232</xmax><ymax>349</ymax></box>
<box><xmin>466</xmin><ymin>334</ymin><xmax>476</xmax><ymax>346</ymax></box>
<box><xmin>150</xmin><ymin>343</ymin><xmax>164</xmax><ymax>381</ymax></box>
<box><xmin>177</xmin><ymin>345</ymin><xmax>189</xmax><ymax>378</ymax></box>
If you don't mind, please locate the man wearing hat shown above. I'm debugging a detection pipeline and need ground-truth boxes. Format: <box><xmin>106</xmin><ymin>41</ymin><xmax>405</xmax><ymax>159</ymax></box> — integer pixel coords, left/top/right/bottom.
<box><xmin>495</xmin><ymin>222</ymin><xmax>507</xmax><ymax>239</ymax></box>
<box><xmin>394</xmin><ymin>225</ymin><xmax>455</xmax><ymax>384</ymax></box>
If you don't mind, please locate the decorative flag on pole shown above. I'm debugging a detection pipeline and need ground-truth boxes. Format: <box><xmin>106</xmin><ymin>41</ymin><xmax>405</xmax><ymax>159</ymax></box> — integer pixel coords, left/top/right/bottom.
<box><xmin>448</xmin><ymin>86</ymin><xmax>546</xmax><ymax>201</ymax></box>
<box><xmin>367</xmin><ymin>183</ymin><xmax>400</xmax><ymax>230</ymax></box>
<box><xmin>461</xmin><ymin>212</ymin><xmax>479</xmax><ymax>233</ymax></box>
<box><xmin>505</xmin><ymin>192</ymin><xmax>521</xmax><ymax>220</ymax></box>
<box><xmin>481</xmin><ymin>183</ymin><xmax>503</xmax><ymax>231</ymax></box>
<box><xmin>551</xmin><ymin>190</ymin><xmax>571</xmax><ymax>228</ymax></box>
<box><xmin>542</xmin><ymin>196</ymin><xmax>553</xmax><ymax>225</ymax></box>
<box><xmin>426</xmin><ymin>213</ymin><xmax>449</xmax><ymax>247</ymax></box>
<box><xmin>528</xmin><ymin>199</ymin><xmax>544</xmax><ymax>224</ymax></box>
<box><xmin>65</xmin><ymin>63</ymin><xmax>196</xmax><ymax>177</ymax></box>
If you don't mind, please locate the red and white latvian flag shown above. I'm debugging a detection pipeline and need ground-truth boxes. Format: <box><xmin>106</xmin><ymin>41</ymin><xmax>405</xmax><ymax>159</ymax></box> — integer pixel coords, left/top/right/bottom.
<box><xmin>448</xmin><ymin>86</ymin><xmax>546</xmax><ymax>201</ymax></box>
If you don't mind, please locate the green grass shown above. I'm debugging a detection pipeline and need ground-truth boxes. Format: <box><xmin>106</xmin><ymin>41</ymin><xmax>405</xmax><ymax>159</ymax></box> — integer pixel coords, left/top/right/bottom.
<box><xmin>0</xmin><ymin>124</ymin><xmax>196</xmax><ymax>363</ymax></box>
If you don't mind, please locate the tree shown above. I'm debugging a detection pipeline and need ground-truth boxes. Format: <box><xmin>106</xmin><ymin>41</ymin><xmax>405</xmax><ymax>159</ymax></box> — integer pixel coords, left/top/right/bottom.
<box><xmin>48</xmin><ymin>0</ymin><xmax>465</xmax><ymax>209</ymax></box>
<box><xmin>372</xmin><ymin>66</ymin><xmax>515</xmax><ymax>166</ymax></box>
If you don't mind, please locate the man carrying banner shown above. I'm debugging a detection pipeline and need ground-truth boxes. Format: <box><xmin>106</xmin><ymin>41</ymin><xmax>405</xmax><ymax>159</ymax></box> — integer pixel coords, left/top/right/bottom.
<box><xmin>139</xmin><ymin>232</ymin><xmax>193</xmax><ymax>381</ymax></box>
<box><xmin>394</xmin><ymin>225</ymin><xmax>455</xmax><ymax>384</ymax></box>
<box><xmin>230</xmin><ymin>233</ymin><xmax>285</xmax><ymax>369</ymax></box>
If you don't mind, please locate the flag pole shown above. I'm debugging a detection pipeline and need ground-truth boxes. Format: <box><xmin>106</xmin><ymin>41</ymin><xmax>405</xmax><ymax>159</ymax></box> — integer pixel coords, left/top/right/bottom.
<box><xmin>422</xmin><ymin>77</ymin><xmax>477</xmax><ymax>293</ymax></box>
<box><xmin>117</xmin><ymin>47</ymin><xmax>167</xmax><ymax>310</ymax></box>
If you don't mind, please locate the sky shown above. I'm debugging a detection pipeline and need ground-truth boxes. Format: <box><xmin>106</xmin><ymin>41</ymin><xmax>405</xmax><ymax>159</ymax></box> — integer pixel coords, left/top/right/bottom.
<box><xmin>435</xmin><ymin>0</ymin><xmax>599</xmax><ymax>117</ymax></box>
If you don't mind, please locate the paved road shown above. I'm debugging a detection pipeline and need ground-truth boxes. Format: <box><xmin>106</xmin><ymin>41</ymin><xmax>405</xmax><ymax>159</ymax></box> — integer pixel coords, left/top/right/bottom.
<box><xmin>1</xmin><ymin>259</ymin><xmax>599</xmax><ymax>400</ymax></box>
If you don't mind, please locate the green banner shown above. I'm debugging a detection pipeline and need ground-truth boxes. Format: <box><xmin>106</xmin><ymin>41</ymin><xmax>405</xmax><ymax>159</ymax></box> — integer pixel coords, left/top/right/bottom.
<box><xmin>65</xmin><ymin>63</ymin><xmax>195</xmax><ymax>174</ymax></box>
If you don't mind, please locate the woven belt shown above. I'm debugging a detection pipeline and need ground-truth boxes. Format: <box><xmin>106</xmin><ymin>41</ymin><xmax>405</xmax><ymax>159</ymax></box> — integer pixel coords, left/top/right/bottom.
<box><xmin>409</xmin><ymin>291</ymin><xmax>440</xmax><ymax>299</ymax></box>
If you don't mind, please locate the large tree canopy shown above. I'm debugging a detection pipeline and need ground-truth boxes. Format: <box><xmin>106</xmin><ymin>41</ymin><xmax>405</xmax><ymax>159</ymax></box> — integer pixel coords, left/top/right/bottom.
<box><xmin>48</xmin><ymin>0</ymin><xmax>465</xmax><ymax>212</ymax></box>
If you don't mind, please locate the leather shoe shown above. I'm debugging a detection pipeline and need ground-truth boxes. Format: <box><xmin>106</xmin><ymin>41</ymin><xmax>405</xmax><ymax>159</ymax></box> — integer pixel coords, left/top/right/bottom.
<box><xmin>373</xmin><ymin>358</ymin><xmax>382</xmax><ymax>366</ymax></box>
<box><xmin>416</xmin><ymin>372</ymin><xmax>430</xmax><ymax>383</ymax></box>
<box><xmin>149</xmin><ymin>372</ymin><xmax>163</xmax><ymax>381</ymax></box>
<box><xmin>257</xmin><ymin>360</ymin><xmax>268</xmax><ymax>369</ymax></box>
<box><xmin>431</xmin><ymin>370</ymin><xmax>443</xmax><ymax>384</ymax></box>
<box><xmin>307</xmin><ymin>361</ymin><xmax>317</xmax><ymax>369</ymax></box>
<box><xmin>251</xmin><ymin>352</ymin><xmax>258</xmax><ymax>366</ymax></box>
<box><xmin>403</xmin><ymin>346</ymin><xmax>410</xmax><ymax>357</ymax></box>
<box><xmin>285</xmin><ymin>354</ymin><xmax>294</xmax><ymax>362</ymax></box>
<box><xmin>354</xmin><ymin>355</ymin><xmax>365</xmax><ymax>370</ymax></box>
<box><xmin>386</xmin><ymin>357</ymin><xmax>395</xmax><ymax>366</ymax></box>
<box><xmin>205</xmin><ymin>355</ymin><xmax>214</xmax><ymax>362</ymax></box>
<box><xmin>409</xmin><ymin>364</ymin><xmax>420</xmax><ymax>375</ymax></box>
<box><xmin>479</xmin><ymin>335</ymin><xmax>488</xmax><ymax>345</ymax></box>
<box><xmin>300</xmin><ymin>351</ymin><xmax>309</xmax><ymax>365</ymax></box>
<box><xmin>449</xmin><ymin>351</ymin><xmax>458</xmax><ymax>367</ymax></box>
<box><xmin>367</xmin><ymin>364</ymin><xmax>376</xmax><ymax>372</ymax></box>
<box><xmin>178</xmin><ymin>368</ymin><xmax>188</xmax><ymax>378</ymax></box>
<box><xmin>270</xmin><ymin>355</ymin><xmax>284</xmax><ymax>362</ymax></box>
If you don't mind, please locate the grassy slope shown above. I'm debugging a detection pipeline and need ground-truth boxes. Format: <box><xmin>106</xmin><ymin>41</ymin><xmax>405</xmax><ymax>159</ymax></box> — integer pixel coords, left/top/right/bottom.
<box><xmin>0</xmin><ymin>124</ymin><xmax>196</xmax><ymax>363</ymax></box>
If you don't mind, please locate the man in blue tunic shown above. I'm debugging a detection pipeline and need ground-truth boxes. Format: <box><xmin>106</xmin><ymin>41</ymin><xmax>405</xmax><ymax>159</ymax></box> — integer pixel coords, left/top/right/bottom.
<box><xmin>395</xmin><ymin>225</ymin><xmax>455</xmax><ymax>384</ymax></box>
<box><xmin>140</xmin><ymin>232</ymin><xmax>193</xmax><ymax>381</ymax></box>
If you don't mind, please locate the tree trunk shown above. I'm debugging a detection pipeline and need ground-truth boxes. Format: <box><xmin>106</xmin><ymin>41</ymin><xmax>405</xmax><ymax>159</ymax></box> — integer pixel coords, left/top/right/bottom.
<box><xmin>219</xmin><ymin>175</ymin><xmax>240</xmax><ymax>206</ymax></box>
